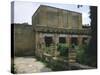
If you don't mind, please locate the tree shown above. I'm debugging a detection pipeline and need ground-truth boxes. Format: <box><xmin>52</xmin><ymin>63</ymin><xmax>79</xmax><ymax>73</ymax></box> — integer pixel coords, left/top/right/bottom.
<box><xmin>87</xmin><ymin>6</ymin><xmax>97</xmax><ymax>67</ymax></box>
<box><xmin>77</xmin><ymin>5</ymin><xmax>97</xmax><ymax>67</ymax></box>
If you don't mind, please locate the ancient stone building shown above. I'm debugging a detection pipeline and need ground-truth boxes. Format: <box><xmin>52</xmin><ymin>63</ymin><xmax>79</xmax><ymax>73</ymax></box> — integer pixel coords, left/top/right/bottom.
<box><xmin>32</xmin><ymin>5</ymin><xmax>90</xmax><ymax>63</ymax></box>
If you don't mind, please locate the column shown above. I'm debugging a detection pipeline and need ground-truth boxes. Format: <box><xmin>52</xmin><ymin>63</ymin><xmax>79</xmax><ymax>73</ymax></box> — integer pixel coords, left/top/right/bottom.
<box><xmin>39</xmin><ymin>33</ymin><xmax>45</xmax><ymax>58</ymax></box>
<box><xmin>66</xmin><ymin>35</ymin><xmax>71</xmax><ymax>47</ymax></box>
<box><xmin>78</xmin><ymin>35</ymin><xmax>83</xmax><ymax>46</ymax></box>
<box><xmin>53</xmin><ymin>34</ymin><xmax>59</xmax><ymax>57</ymax></box>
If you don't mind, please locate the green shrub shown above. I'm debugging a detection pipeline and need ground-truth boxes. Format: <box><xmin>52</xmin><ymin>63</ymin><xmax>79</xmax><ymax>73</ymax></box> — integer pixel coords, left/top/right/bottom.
<box><xmin>57</xmin><ymin>43</ymin><xmax>69</xmax><ymax>57</ymax></box>
<box><xmin>76</xmin><ymin>44</ymin><xmax>88</xmax><ymax>64</ymax></box>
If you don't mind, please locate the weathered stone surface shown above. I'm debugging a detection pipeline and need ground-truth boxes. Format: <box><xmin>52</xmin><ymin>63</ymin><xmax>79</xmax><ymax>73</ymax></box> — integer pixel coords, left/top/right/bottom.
<box><xmin>32</xmin><ymin>5</ymin><xmax>82</xmax><ymax>29</ymax></box>
<box><xmin>14</xmin><ymin>57</ymin><xmax>52</xmax><ymax>73</ymax></box>
<box><xmin>13</xmin><ymin>24</ymin><xmax>34</xmax><ymax>56</ymax></box>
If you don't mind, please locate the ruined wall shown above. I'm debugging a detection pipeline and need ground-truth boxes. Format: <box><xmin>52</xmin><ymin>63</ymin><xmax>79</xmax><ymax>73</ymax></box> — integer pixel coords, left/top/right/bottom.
<box><xmin>14</xmin><ymin>24</ymin><xmax>34</xmax><ymax>56</ymax></box>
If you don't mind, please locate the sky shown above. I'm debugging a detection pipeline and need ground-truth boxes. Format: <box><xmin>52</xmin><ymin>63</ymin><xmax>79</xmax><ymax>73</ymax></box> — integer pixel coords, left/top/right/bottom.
<box><xmin>11</xmin><ymin>1</ymin><xmax>91</xmax><ymax>25</ymax></box>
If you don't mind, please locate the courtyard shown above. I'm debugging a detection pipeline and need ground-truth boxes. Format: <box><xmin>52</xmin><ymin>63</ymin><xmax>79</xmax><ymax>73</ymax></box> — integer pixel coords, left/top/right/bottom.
<box><xmin>13</xmin><ymin>57</ymin><xmax>52</xmax><ymax>73</ymax></box>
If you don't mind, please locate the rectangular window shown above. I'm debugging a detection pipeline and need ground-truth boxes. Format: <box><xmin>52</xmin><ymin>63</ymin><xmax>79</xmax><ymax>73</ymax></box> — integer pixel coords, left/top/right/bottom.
<box><xmin>45</xmin><ymin>36</ymin><xmax>53</xmax><ymax>47</ymax></box>
<box><xmin>71</xmin><ymin>37</ymin><xmax>78</xmax><ymax>45</ymax></box>
<box><xmin>59</xmin><ymin>37</ymin><xmax>66</xmax><ymax>43</ymax></box>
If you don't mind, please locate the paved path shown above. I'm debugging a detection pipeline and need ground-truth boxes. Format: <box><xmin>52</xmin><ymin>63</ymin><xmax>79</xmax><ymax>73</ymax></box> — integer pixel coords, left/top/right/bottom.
<box><xmin>14</xmin><ymin>57</ymin><xmax>52</xmax><ymax>74</ymax></box>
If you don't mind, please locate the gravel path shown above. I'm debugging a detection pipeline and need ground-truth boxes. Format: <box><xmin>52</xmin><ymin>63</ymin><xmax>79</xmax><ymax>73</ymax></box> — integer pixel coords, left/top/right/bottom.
<box><xmin>14</xmin><ymin>57</ymin><xmax>52</xmax><ymax>74</ymax></box>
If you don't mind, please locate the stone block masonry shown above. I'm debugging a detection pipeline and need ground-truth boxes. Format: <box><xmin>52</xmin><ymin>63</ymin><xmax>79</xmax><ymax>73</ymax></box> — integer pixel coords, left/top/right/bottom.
<box><xmin>13</xmin><ymin>23</ymin><xmax>34</xmax><ymax>56</ymax></box>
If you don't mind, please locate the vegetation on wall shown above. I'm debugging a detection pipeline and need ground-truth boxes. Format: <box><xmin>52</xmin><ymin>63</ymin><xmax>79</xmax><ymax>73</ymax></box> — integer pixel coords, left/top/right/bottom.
<box><xmin>43</xmin><ymin>43</ymin><xmax>69</xmax><ymax>57</ymax></box>
<box><xmin>57</xmin><ymin>43</ymin><xmax>69</xmax><ymax>57</ymax></box>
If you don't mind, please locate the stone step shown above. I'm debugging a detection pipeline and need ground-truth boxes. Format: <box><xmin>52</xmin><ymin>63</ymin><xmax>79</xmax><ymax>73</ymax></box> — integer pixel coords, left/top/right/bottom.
<box><xmin>69</xmin><ymin>59</ymin><xmax>76</xmax><ymax>63</ymax></box>
<box><xmin>69</xmin><ymin>53</ymin><xmax>76</xmax><ymax>56</ymax></box>
<box><xmin>69</xmin><ymin>50</ymin><xmax>76</xmax><ymax>53</ymax></box>
<box><xmin>69</xmin><ymin>55</ymin><xmax>76</xmax><ymax>59</ymax></box>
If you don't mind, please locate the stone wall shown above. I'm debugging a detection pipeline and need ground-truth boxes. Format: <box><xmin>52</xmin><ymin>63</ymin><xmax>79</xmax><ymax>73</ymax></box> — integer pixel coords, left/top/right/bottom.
<box><xmin>13</xmin><ymin>24</ymin><xmax>34</xmax><ymax>56</ymax></box>
<box><xmin>32</xmin><ymin>5</ymin><xmax>82</xmax><ymax>29</ymax></box>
